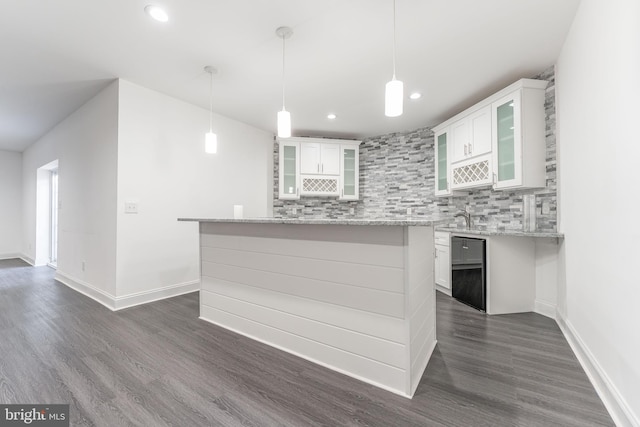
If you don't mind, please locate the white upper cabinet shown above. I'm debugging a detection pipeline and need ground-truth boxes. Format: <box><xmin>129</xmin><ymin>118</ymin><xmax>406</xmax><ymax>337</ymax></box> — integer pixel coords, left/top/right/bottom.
<box><xmin>300</xmin><ymin>143</ymin><xmax>320</xmax><ymax>175</ymax></box>
<box><xmin>279</xmin><ymin>137</ymin><xmax>361</xmax><ymax>199</ymax></box>
<box><xmin>434</xmin><ymin>128</ymin><xmax>451</xmax><ymax>196</ymax></box>
<box><xmin>491</xmin><ymin>84</ymin><xmax>546</xmax><ymax>190</ymax></box>
<box><xmin>340</xmin><ymin>145</ymin><xmax>359</xmax><ymax>200</ymax></box>
<box><xmin>300</xmin><ymin>142</ymin><xmax>340</xmax><ymax>175</ymax></box>
<box><xmin>278</xmin><ymin>140</ymin><xmax>300</xmax><ymax>200</ymax></box>
<box><xmin>321</xmin><ymin>144</ymin><xmax>340</xmax><ymax>175</ymax></box>
<box><xmin>451</xmin><ymin>106</ymin><xmax>491</xmax><ymax>162</ymax></box>
<box><xmin>433</xmin><ymin>78</ymin><xmax>547</xmax><ymax>192</ymax></box>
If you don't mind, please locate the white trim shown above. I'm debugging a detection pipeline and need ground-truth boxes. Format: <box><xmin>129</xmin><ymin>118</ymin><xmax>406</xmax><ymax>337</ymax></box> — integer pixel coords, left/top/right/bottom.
<box><xmin>0</xmin><ymin>253</ymin><xmax>22</xmax><ymax>261</ymax></box>
<box><xmin>432</xmin><ymin>78</ymin><xmax>548</xmax><ymax>132</ymax></box>
<box><xmin>20</xmin><ymin>255</ymin><xmax>35</xmax><ymax>266</ymax></box>
<box><xmin>113</xmin><ymin>280</ymin><xmax>199</xmax><ymax>311</ymax></box>
<box><xmin>199</xmin><ymin>315</ymin><xmax>413</xmax><ymax>399</ymax></box>
<box><xmin>435</xmin><ymin>285</ymin><xmax>452</xmax><ymax>296</ymax></box>
<box><xmin>55</xmin><ymin>271</ymin><xmax>199</xmax><ymax>312</ymax></box>
<box><xmin>534</xmin><ymin>299</ymin><xmax>556</xmax><ymax>319</ymax></box>
<box><xmin>409</xmin><ymin>338</ymin><xmax>437</xmax><ymax>397</ymax></box>
<box><xmin>556</xmin><ymin>311</ymin><xmax>639</xmax><ymax>427</ymax></box>
<box><xmin>55</xmin><ymin>271</ymin><xmax>116</xmax><ymax>310</ymax></box>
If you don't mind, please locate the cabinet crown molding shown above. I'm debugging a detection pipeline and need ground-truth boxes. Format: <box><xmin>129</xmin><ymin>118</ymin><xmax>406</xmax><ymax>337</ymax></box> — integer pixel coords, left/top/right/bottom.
<box><xmin>277</xmin><ymin>136</ymin><xmax>362</xmax><ymax>146</ymax></box>
<box><xmin>432</xmin><ymin>78</ymin><xmax>547</xmax><ymax>133</ymax></box>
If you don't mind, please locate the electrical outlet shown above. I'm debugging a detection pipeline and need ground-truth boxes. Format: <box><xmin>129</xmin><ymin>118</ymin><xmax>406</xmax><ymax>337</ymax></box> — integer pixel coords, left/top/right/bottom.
<box><xmin>407</xmin><ymin>207</ymin><xmax>412</xmax><ymax>215</ymax></box>
<box><xmin>349</xmin><ymin>207</ymin><xmax>355</xmax><ymax>215</ymax></box>
<box><xmin>125</xmin><ymin>202</ymin><xmax>138</xmax><ymax>214</ymax></box>
<box><xmin>542</xmin><ymin>201</ymin><xmax>550</xmax><ymax>215</ymax></box>
<box><xmin>81</xmin><ymin>261</ymin><xmax>85</xmax><ymax>271</ymax></box>
<box><xmin>291</xmin><ymin>208</ymin><xmax>297</xmax><ymax>215</ymax></box>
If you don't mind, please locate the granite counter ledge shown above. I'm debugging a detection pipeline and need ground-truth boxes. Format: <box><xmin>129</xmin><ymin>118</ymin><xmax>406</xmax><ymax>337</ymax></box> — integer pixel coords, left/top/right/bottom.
<box><xmin>436</xmin><ymin>226</ymin><xmax>564</xmax><ymax>239</ymax></box>
<box><xmin>179</xmin><ymin>217</ymin><xmax>450</xmax><ymax>227</ymax></box>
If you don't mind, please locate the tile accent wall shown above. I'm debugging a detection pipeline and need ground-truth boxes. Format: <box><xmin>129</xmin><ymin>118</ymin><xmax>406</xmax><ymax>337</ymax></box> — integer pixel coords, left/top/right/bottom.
<box><xmin>273</xmin><ymin>66</ymin><xmax>557</xmax><ymax>232</ymax></box>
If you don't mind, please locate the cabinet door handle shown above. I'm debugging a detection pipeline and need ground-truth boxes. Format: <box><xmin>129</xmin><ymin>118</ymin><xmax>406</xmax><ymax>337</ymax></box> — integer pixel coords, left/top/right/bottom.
<box><xmin>464</xmin><ymin>144</ymin><xmax>468</xmax><ymax>156</ymax></box>
<box><xmin>493</xmin><ymin>173</ymin><xmax>497</xmax><ymax>184</ymax></box>
<box><xmin>317</xmin><ymin>163</ymin><xmax>320</xmax><ymax>173</ymax></box>
<box><xmin>296</xmin><ymin>187</ymin><xmax>299</xmax><ymax>196</ymax></box>
<box><xmin>469</xmin><ymin>144</ymin><xmax>472</xmax><ymax>155</ymax></box>
<box><xmin>322</xmin><ymin>163</ymin><xmax>324</xmax><ymax>173</ymax></box>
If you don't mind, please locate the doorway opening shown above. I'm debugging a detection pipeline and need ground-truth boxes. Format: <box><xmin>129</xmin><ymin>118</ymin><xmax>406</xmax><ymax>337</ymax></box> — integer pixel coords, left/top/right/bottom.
<box><xmin>49</xmin><ymin>169</ymin><xmax>58</xmax><ymax>267</ymax></box>
<box><xmin>35</xmin><ymin>160</ymin><xmax>59</xmax><ymax>268</ymax></box>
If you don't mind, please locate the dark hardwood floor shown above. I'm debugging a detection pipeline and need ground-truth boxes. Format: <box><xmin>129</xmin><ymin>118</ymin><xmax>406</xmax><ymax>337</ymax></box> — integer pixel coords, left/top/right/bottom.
<box><xmin>0</xmin><ymin>259</ymin><xmax>613</xmax><ymax>426</ymax></box>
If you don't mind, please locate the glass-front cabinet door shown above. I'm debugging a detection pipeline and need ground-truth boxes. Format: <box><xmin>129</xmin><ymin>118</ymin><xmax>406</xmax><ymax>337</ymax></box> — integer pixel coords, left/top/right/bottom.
<box><xmin>278</xmin><ymin>140</ymin><xmax>300</xmax><ymax>199</ymax></box>
<box><xmin>492</xmin><ymin>91</ymin><xmax>522</xmax><ymax>189</ymax></box>
<box><xmin>340</xmin><ymin>145</ymin><xmax>359</xmax><ymax>200</ymax></box>
<box><xmin>434</xmin><ymin>128</ymin><xmax>451</xmax><ymax>196</ymax></box>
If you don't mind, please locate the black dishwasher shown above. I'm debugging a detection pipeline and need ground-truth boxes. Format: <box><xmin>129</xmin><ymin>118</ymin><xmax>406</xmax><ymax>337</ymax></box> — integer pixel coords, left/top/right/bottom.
<box><xmin>451</xmin><ymin>236</ymin><xmax>486</xmax><ymax>312</ymax></box>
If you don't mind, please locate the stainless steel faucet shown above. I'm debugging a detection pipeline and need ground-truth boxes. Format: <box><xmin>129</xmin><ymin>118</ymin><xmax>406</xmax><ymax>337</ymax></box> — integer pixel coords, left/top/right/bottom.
<box><xmin>454</xmin><ymin>211</ymin><xmax>472</xmax><ymax>229</ymax></box>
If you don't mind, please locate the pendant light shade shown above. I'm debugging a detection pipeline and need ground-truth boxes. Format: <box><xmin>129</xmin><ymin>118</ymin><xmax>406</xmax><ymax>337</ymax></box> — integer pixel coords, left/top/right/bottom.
<box><xmin>385</xmin><ymin>0</ymin><xmax>403</xmax><ymax>117</ymax></box>
<box><xmin>205</xmin><ymin>132</ymin><xmax>217</xmax><ymax>154</ymax></box>
<box><xmin>204</xmin><ymin>65</ymin><xmax>218</xmax><ymax>154</ymax></box>
<box><xmin>385</xmin><ymin>78</ymin><xmax>403</xmax><ymax>117</ymax></box>
<box><xmin>277</xmin><ymin>109</ymin><xmax>291</xmax><ymax>138</ymax></box>
<box><xmin>276</xmin><ymin>26</ymin><xmax>293</xmax><ymax>138</ymax></box>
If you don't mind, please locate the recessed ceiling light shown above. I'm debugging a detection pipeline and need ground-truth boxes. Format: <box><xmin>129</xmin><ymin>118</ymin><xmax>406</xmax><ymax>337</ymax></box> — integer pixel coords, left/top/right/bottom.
<box><xmin>327</xmin><ymin>113</ymin><xmax>337</xmax><ymax>120</ymax></box>
<box><xmin>409</xmin><ymin>92</ymin><xmax>422</xmax><ymax>100</ymax></box>
<box><xmin>145</xmin><ymin>5</ymin><xmax>169</xmax><ymax>22</ymax></box>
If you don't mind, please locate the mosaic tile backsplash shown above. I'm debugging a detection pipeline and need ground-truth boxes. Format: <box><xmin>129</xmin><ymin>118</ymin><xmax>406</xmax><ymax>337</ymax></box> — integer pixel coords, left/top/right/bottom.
<box><xmin>273</xmin><ymin>66</ymin><xmax>557</xmax><ymax>232</ymax></box>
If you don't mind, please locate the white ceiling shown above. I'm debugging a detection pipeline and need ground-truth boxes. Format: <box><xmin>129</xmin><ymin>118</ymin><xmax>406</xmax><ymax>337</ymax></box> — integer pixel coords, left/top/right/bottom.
<box><xmin>0</xmin><ymin>0</ymin><xmax>580</xmax><ymax>152</ymax></box>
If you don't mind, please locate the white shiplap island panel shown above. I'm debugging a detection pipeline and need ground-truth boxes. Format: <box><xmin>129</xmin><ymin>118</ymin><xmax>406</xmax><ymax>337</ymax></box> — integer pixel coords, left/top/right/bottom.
<box><xmin>181</xmin><ymin>218</ymin><xmax>439</xmax><ymax>398</ymax></box>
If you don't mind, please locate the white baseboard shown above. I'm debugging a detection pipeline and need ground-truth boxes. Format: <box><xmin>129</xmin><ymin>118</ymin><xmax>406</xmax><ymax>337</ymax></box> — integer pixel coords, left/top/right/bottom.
<box><xmin>20</xmin><ymin>255</ymin><xmax>35</xmax><ymax>266</ymax></box>
<box><xmin>435</xmin><ymin>285</ymin><xmax>452</xmax><ymax>296</ymax></box>
<box><xmin>0</xmin><ymin>253</ymin><xmax>26</xmax><ymax>262</ymax></box>
<box><xmin>556</xmin><ymin>312</ymin><xmax>639</xmax><ymax>427</ymax></box>
<box><xmin>113</xmin><ymin>280</ymin><xmax>199</xmax><ymax>311</ymax></box>
<box><xmin>410</xmin><ymin>337</ymin><xmax>437</xmax><ymax>397</ymax></box>
<box><xmin>55</xmin><ymin>271</ymin><xmax>117</xmax><ymax>310</ymax></box>
<box><xmin>55</xmin><ymin>271</ymin><xmax>199</xmax><ymax>312</ymax></box>
<box><xmin>534</xmin><ymin>299</ymin><xmax>556</xmax><ymax>319</ymax></box>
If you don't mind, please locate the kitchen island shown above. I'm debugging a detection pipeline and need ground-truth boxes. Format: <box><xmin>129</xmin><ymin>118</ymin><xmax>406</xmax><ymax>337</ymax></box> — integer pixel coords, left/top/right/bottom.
<box><xmin>178</xmin><ymin>217</ymin><xmax>443</xmax><ymax>397</ymax></box>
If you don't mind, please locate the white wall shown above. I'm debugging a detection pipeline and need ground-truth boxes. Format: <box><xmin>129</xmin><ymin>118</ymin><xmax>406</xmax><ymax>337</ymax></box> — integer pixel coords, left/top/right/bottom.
<box><xmin>115</xmin><ymin>80</ymin><xmax>273</xmax><ymax>302</ymax></box>
<box><xmin>22</xmin><ymin>81</ymin><xmax>119</xmax><ymax>296</ymax></box>
<box><xmin>556</xmin><ymin>0</ymin><xmax>640</xmax><ymax>425</ymax></box>
<box><xmin>0</xmin><ymin>150</ymin><xmax>23</xmax><ymax>258</ymax></box>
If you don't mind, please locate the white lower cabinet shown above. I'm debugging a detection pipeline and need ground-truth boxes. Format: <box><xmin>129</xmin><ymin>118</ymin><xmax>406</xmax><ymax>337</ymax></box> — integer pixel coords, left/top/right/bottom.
<box><xmin>434</xmin><ymin>232</ymin><xmax>451</xmax><ymax>292</ymax></box>
<box><xmin>448</xmin><ymin>232</ymin><xmax>537</xmax><ymax>315</ymax></box>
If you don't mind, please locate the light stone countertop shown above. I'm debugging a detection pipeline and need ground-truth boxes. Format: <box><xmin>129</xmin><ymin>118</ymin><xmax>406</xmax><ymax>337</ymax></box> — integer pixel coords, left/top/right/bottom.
<box><xmin>178</xmin><ymin>217</ymin><xmax>451</xmax><ymax>227</ymax></box>
<box><xmin>436</xmin><ymin>226</ymin><xmax>564</xmax><ymax>238</ymax></box>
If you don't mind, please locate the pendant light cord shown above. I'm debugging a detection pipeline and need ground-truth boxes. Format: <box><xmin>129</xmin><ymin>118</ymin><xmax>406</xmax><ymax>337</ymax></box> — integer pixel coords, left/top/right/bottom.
<box><xmin>392</xmin><ymin>0</ymin><xmax>397</xmax><ymax>80</ymax></box>
<box><xmin>209</xmin><ymin>71</ymin><xmax>214</xmax><ymax>133</ymax></box>
<box><xmin>281</xmin><ymin>35</ymin><xmax>286</xmax><ymax>110</ymax></box>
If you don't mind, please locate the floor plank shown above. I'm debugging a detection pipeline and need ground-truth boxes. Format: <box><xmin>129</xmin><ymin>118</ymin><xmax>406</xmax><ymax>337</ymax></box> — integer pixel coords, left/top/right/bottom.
<box><xmin>0</xmin><ymin>259</ymin><xmax>614</xmax><ymax>426</ymax></box>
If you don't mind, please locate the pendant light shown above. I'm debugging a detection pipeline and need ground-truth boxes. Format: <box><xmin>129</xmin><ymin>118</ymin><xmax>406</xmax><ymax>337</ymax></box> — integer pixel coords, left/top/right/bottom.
<box><xmin>385</xmin><ymin>0</ymin><xmax>403</xmax><ymax>117</ymax></box>
<box><xmin>204</xmin><ymin>65</ymin><xmax>218</xmax><ymax>154</ymax></box>
<box><xmin>276</xmin><ymin>26</ymin><xmax>293</xmax><ymax>138</ymax></box>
